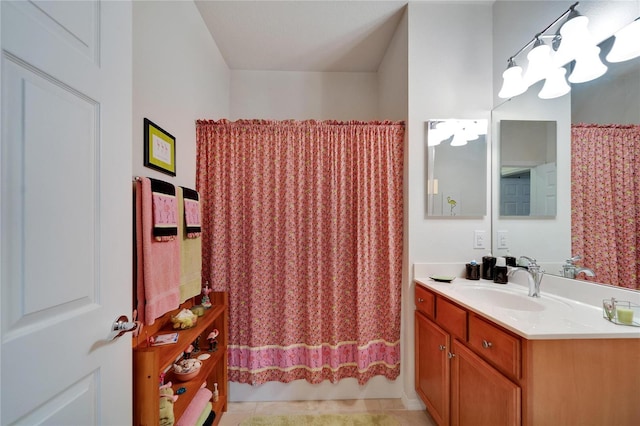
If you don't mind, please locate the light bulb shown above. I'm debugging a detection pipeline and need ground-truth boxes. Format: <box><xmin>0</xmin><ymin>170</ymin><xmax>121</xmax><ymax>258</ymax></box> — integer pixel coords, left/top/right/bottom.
<box><xmin>450</xmin><ymin>130</ymin><xmax>468</xmax><ymax>147</ymax></box>
<box><xmin>568</xmin><ymin>45</ymin><xmax>607</xmax><ymax>83</ymax></box>
<box><xmin>538</xmin><ymin>67</ymin><xmax>571</xmax><ymax>99</ymax></box>
<box><xmin>606</xmin><ymin>18</ymin><xmax>640</xmax><ymax>63</ymax></box>
<box><xmin>555</xmin><ymin>14</ymin><xmax>594</xmax><ymax>66</ymax></box>
<box><xmin>524</xmin><ymin>40</ymin><xmax>553</xmax><ymax>86</ymax></box>
<box><xmin>498</xmin><ymin>63</ymin><xmax>527</xmax><ymax>98</ymax></box>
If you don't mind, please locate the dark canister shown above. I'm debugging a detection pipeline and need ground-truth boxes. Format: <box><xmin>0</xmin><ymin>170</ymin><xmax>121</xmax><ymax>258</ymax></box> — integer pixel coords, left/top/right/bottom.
<box><xmin>493</xmin><ymin>257</ymin><xmax>508</xmax><ymax>284</ymax></box>
<box><xmin>482</xmin><ymin>254</ymin><xmax>496</xmax><ymax>280</ymax></box>
<box><xmin>466</xmin><ymin>261</ymin><xmax>480</xmax><ymax>280</ymax></box>
<box><xmin>505</xmin><ymin>255</ymin><xmax>517</xmax><ymax>267</ymax></box>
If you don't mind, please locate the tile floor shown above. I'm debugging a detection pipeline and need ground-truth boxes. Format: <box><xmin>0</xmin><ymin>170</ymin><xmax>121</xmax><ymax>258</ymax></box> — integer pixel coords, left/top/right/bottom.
<box><xmin>218</xmin><ymin>399</ymin><xmax>436</xmax><ymax>425</ymax></box>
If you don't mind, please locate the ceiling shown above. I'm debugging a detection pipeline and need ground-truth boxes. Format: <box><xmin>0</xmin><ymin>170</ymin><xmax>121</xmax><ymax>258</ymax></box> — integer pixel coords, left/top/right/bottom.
<box><xmin>194</xmin><ymin>1</ymin><xmax>408</xmax><ymax>72</ymax></box>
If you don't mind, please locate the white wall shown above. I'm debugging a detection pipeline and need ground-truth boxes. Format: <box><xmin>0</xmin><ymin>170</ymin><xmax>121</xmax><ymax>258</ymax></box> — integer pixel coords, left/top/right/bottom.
<box><xmin>573</xmin><ymin>63</ymin><xmax>640</xmax><ymax>124</ymax></box>
<box><xmin>378</xmin><ymin>7</ymin><xmax>409</xmax><ymax>122</ymax></box>
<box><xmin>230</xmin><ymin>70</ymin><xmax>378</xmax><ymax>120</ymax></box>
<box><xmin>378</xmin><ymin>9</ymin><xmax>417</xmax><ymax>409</ymax></box>
<box><xmin>407</xmin><ymin>1</ymin><xmax>493</xmax><ymax>264</ymax></box>
<box><xmin>132</xmin><ymin>0</ymin><xmax>230</xmax><ymax>188</ymax></box>
<box><xmin>404</xmin><ymin>0</ymin><xmax>493</xmax><ymax>408</ymax></box>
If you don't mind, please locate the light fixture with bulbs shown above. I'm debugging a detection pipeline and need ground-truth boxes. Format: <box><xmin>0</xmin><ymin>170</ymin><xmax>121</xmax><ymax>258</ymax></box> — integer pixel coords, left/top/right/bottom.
<box><xmin>498</xmin><ymin>1</ymin><xmax>638</xmax><ymax>100</ymax></box>
<box><xmin>427</xmin><ymin>120</ymin><xmax>487</xmax><ymax>147</ymax></box>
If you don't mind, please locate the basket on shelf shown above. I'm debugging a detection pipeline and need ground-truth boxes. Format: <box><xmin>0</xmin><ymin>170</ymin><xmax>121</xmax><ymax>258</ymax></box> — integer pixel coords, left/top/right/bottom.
<box><xmin>172</xmin><ymin>358</ymin><xmax>203</xmax><ymax>382</ymax></box>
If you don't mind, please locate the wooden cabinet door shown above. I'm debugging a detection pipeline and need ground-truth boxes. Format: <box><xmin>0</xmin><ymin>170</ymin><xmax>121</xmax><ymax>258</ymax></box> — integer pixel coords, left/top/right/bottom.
<box><xmin>451</xmin><ymin>340</ymin><xmax>521</xmax><ymax>426</ymax></box>
<box><xmin>415</xmin><ymin>311</ymin><xmax>450</xmax><ymax>426</ymax></box>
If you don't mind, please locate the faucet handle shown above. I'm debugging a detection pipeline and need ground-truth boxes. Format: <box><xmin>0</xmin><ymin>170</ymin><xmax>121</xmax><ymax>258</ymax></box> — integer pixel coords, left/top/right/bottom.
<box><xmin>566</xmin><ymin>255</ymin><xmax>582</xmax><ymax>264</ymax></box>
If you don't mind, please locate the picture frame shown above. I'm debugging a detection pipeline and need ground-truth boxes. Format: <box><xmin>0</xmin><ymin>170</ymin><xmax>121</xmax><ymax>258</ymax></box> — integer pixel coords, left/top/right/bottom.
<box><xmin>144</xmin><ymin>118</ymin><xmax>176</xmax><ymax>176</ymax></box>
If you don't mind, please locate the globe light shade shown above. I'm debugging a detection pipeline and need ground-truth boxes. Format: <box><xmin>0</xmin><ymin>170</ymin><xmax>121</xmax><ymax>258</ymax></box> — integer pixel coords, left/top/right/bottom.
<box><xmin>555</xmin><ymin>14</ymin><xmax>593</xmax><ymax>66</ymax></box>
<box><xmin>538</xmin><ymin>67</ymin><xmax>571</xmax><ymax>99</ymax></box>
<box><xmin>450</xmin><ymin>130</ymin><xmax>468</xmax><ymax>147</ymax></box>
<box><xmin>470</xmin><ymin>120</ymin><xmax>488</xmax><ymax>136</ymax></box>
<box><xmin>428</xmin><ymin>121</ymin><xmax>455</xmax><ymax>146</ymax></box>
<box><xmin>523</xmin><ymin>41</ymin><xmax>553</xmax><ymax>86</ymax></box>
<box><xmin>462</xmin><ymin>125</ymin><xmax>479</xmax><ymax>142</ymax></box>
<box><xmin>427</xmin><ymin>129</ymin><xmax>444</xmax><ymax>146</ymax></box>
<box><xmin>568</xmin><ymin>45</ymin><xmax>607</xmax><ymax>83</ymax></box>
<box><xmin>498</xmin><ymin>63</ymin><xmax>527</xmax><ymax>98</ymax></box>
<box><xmin>606</xmin><ymin>18</ymin><xmax>640</xmax><ymax>63</ymax></box>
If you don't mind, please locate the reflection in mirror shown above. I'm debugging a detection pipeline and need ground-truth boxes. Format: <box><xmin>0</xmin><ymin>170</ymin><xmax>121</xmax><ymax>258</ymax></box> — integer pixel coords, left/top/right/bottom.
<box><xmin>492</xmin><ymin>1</ymin><xmax>640</xmax><ymax>290</ymax></box>
<box><xmin>499</xmin><ymin>120</ymin><xmax>557</xmax><ymax>217</ymax></box>
<box><xmin>426</xmin><ymin>120</ymin><xmax>487</xmax><ymax>217</ymax></box>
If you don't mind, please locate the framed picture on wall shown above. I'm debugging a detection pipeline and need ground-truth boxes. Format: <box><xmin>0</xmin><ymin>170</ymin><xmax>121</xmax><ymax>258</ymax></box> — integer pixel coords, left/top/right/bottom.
<box><xmin>144</xmin><ymin>118</ymin><xmax>176</xmax><ymax>176</ymax></box>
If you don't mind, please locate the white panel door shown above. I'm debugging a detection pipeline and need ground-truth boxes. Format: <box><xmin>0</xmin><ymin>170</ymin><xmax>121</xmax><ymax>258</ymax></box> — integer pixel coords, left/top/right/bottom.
<box><xmin>1</xmin><ymin>1</ymin><xmax>132</xmax><ymax>424</ymax></box>
<box><xmin>531</xmin><ymin>162</ymin><xmax>557</xmax><ymax>216</ymax></box>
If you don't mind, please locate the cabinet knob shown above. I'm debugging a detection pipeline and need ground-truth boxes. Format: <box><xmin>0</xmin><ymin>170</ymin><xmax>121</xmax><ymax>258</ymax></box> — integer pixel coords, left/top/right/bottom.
<box><xmin>482</xmin><ymin>340</ymin><xmax>493</xmax><ymax>349</ymax></box>
<box><xmin>438</xmin><ymin>345</ymin><xmax>446</xmax><ymax>351</ymax></box>
<box><xmin>417</xmin><ymin>297</ymin><xmax>424</xmax><ymax>303</ymax></box>
<box><xmin>448</xmin><ymin>352</ymin><xmax>455</xmax><ymax>359</ymax></box>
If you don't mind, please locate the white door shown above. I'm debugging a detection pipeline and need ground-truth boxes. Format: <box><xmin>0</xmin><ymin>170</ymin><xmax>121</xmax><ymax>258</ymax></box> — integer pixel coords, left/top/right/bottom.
<box><xmin>500</xmin><ymin>174</ymin><xmax>530</xmax><ymax>216</ymax></box>
<box><xmin>530</xmin><ymin>162</ymin><xmax>557</xmax><ymax>216</ymax></box>
<box><xmin>1</xmin><ymin>1</ymin><xmax>132</xmax><ymax>424</ymax></box>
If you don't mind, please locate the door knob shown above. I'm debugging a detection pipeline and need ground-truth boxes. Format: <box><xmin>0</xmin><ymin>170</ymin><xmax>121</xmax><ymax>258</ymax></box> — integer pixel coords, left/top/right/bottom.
<box><xmin>107</xmin><ymin>315</ymin><xmax>138</xmax><ymax>341</ymax></box>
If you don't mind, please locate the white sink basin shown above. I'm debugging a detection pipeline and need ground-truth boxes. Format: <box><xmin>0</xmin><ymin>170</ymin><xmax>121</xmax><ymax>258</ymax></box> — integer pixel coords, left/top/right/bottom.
<box><xmin>456</xmin><ymin>286</ymin><xmax>572</xmax><ymax>312</ymax></box>
<box><xmin>416</xmin><ymin>274</ymin><xmax>640</xmax><ymax>339</ymax></box>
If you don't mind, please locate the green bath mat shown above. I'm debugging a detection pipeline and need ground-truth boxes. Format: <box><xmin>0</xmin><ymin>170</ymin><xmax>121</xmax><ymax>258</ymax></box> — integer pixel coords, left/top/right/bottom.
<box><xmin>240</xmin><ymin>413</ymin><xmax>400</xmax><ymax>426</ymax></box>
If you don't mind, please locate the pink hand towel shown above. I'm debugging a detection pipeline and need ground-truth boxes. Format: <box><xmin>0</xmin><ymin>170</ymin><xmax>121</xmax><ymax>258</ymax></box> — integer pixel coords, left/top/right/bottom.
<box><xmin>181</xmin><ymin>186</ymin><xmax>202</xmax><ymax>239</ymax></box>
<box><xmin>175</xmin><ymin>387</ymin><xmax>213</xmax><ymax>426</ymax></box>
<box><xmin>136</xmin><ymin>177</ymin><xmax>180</xmax><ymax>325</ymax></box>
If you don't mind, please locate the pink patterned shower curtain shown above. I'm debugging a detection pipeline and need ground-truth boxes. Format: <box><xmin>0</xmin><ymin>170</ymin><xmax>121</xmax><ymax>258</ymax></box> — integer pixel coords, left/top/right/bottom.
<box><xmin>571</xmin><ymin>124</ymin><xmax>640</xmax><ymax>290</ymax></box>
<box><xmin>196</xmin><ymin>119</ymin><xmax>405</xmax><ymax>385</ymax></box>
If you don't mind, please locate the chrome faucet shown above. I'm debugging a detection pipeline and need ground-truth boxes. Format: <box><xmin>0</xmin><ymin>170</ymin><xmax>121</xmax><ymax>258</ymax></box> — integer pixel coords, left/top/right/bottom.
<box><xmin>574</xmin><ymin>266</ymin><xmax>596</xmax><ymax>278</ymax></box>
<box><xmin>508</xmin><ymin>256</ymin><xmax>545</xmax><ymax>297</ymax></box>
<box><xmin>561</xmin><ymin>255</ymin><xmax>596</xmax><ymax>279</ymax></box>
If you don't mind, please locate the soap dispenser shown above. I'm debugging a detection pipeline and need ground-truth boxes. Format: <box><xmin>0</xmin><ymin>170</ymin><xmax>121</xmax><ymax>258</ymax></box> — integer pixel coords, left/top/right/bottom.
<box><xmin>482</xmin><ymin>253</ymin><xmax>496</xmax><ymax>280</ymax></box>
<box><xmin>504</xmin><ymin>251</ymin><xmax>516</xmax><ymax>267</ymax></box>
<box><xmin>493</xmin><ymin>257</ymin><xmax>508</xmax><ymax>284</ymax></box>
<box><xmin>466</xmin><ymin>260</ymin><xmax>480</xmax><ymax>280</ymax></box>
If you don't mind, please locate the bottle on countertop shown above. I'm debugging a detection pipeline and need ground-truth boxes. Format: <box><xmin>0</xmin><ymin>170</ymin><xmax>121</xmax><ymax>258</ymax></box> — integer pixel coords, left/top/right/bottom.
<box><xmin>482</xmin><ymin>253</ymin><xmax>496</xmax><ymax>280</ymax></box>
<box><xmin>493</xmin><ymin>257</ymin><xmax>508</xmax><ymax>284</ymax></box>
<box><xmin>504</xmin><ymin>251</ymin><xmax>516</xmax><ymax>267</ymax></box>
<box><xmin>466</xmin><ymin>260</ymin><xmax>480</xmax><ymax>280</ymax></box>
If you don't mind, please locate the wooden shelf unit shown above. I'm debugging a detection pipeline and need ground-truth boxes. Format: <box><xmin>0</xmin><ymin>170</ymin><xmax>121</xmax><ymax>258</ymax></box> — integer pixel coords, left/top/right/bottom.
<box><xmin>133</xmin><ymin>292</ymin><xmax>228</xmax><ymax>426</ymax></box>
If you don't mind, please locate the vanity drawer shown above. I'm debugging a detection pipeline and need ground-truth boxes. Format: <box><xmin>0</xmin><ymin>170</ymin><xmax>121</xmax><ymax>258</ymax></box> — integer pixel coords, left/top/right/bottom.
<box><xmin>436</xmin><ymin>297</ymin><xmax>467</xmax><ymax>341</ymax></box>
<box><xmin>415</xmin><ymin>285</ymin><xmax>435</xmax><ymax>318</ymax></box>
<box><xmin>468</xmin><ymin>314</ymin><xmax>521</xmax><ymax>379</ymax></box>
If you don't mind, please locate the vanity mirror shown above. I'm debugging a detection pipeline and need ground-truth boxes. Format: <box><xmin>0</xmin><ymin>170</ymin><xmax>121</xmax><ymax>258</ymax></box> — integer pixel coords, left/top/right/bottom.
<box><xmin>491</xmin><ymin>1</ymin><xmax>640</xmax><ymax>288</ymax></box>
<box><xmin>426</xmin><ymin>119</ymin><xmax>488</xmax><ymax>217</ymax></box>
<box><xmin>499</xmin><ymin>120</ymin><xmax>557</xmax><ymax>217</ymax></box>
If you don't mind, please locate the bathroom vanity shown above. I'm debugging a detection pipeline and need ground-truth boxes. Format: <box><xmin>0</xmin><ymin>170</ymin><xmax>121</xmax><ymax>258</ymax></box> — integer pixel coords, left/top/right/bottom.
<box><xmin>414</xmin><ymin>276</ymin><xmax>640</xmax><ymax>426</ymax></box>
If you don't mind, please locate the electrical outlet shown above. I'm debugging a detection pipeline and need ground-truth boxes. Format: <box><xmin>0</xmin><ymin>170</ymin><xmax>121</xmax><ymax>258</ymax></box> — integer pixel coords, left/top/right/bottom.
<box><xmin>474</xmin><ymin>230</ymin><xmax>486</xmax><ymax>249</ymax></box>
<box><xmin>497</xmin><ymin>230</ymin><xmax>509</xmax><ymax>249</ymax></box>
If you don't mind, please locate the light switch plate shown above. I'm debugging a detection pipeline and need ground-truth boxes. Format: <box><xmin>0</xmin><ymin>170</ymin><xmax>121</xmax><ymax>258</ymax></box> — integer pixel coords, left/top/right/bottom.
<box><xmin>474</xmin><ymin>230</ymin><xmax>487</xmax><ymax>249</ymax></box>
<box><xmin>497</xmin><ymin>230</ymin><xmax>509</xmax><ymax>249</ymax></box>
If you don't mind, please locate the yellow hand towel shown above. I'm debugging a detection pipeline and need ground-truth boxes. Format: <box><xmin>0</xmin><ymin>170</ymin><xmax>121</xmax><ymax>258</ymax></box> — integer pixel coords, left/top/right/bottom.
<box><xmin>177</xmin><ymin>186</ymin><xmax>202</xmax><ymax>302</ymax></box>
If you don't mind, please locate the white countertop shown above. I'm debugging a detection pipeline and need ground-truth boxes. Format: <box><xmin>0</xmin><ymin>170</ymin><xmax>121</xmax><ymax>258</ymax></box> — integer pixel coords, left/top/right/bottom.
<box><xmin>415</xmin><ymin>276</ymin><xmax>640</xmax><ymax>340</ymax></box>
